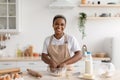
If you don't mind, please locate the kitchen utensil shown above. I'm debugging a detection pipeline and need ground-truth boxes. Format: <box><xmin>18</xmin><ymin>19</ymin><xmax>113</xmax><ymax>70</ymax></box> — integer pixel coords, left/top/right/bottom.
<box><xmin>27</xmin><ymin>69</ymin><xmax>42</xmax><ymax>78</ymax></box>
<box><xmin>0</xmin><ymin>68</ymin><xmax>20</xmax><ymax>75</ymax></box>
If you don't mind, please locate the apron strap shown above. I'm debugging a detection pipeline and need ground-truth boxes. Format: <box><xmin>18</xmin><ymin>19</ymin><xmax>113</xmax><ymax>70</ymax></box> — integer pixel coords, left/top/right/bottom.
<box><xmin>64</xmin><ymin>35</ymin><xmax>68</xmax><ymax>44</ymax></box>
<box><xmin>49</xmin><ymin>34</ymin><xmax>68</xmax><ymax>45</ymax></box>
<box><xmin>49</xmin><ymin>35</ymin><xmax>54</xmax><ymax>45</ymax></box>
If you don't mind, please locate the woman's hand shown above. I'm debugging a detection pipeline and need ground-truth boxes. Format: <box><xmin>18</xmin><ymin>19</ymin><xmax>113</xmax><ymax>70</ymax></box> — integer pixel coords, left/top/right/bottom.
<box><xmin>57</xmin><ymin>62</ymin><xmax>66</xmax><ymax>68</ymax></box>
<box><xmin>42</xmin><ymin>53</ymin><xmax>58</xmax><ymax>68</ymax></box>
<box><xmin>49</xmin><ymin>60</ymin><xmax>58</xmax><ymax>68</ymax></box>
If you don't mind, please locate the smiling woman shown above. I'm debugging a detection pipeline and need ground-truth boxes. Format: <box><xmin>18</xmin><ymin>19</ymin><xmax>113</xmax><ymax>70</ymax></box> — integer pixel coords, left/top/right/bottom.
<box><xmin>41</xmin><ymin>14</ymin><xmax>82</xmax><ymax>74</ymax></box>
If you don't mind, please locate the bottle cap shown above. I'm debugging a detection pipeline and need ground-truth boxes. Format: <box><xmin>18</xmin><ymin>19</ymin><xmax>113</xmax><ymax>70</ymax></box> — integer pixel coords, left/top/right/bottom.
<box><xmin>87</xmin><ymin>52</ymin><xmax>91</xmax><ymax>54</ymax></box>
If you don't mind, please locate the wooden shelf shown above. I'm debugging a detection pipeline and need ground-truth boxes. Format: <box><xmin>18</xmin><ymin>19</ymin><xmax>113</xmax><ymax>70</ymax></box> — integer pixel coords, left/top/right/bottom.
<box><xmin>87</xmin><ymin>17</ymin><xmax>120</xmax><ymax>19</ymax></box>
<box><xmin>79</xmin><ymin>4</ymin><xmax>120</xmax><ymax>7</ymax></box>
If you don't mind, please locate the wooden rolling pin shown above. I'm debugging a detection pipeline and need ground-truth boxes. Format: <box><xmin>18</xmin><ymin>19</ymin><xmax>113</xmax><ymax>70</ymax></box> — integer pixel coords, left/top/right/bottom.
<box><xmin>27</xmin><ymin>69</ymin><xmax>42</xmax><ymax>78</ymax></box>
<box><xmin>0</xmin><ymin>68</ymin><xmax>20</xmax><ymax>75</ymax></box>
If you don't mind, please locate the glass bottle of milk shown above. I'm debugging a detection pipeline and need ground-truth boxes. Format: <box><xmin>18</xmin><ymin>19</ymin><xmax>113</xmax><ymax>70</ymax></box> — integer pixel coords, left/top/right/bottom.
<box><xmin>85</xmin><ymin>52</ymin><xmax>93</xmax><ymax>74</ymax></box>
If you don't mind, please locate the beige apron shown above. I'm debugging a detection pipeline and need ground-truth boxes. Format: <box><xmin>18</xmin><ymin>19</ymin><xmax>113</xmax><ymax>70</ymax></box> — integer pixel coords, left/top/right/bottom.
<box><xmin>47</xmin><ymin>35</ymin><xmax>72</xmax><ymax>70</ymax></box>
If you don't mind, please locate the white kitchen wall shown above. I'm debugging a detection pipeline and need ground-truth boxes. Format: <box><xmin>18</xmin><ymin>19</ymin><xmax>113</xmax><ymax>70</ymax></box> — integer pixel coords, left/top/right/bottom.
<box><xmin>4</xmin><ymin>0</ymin><xmax>120</xmax><ymax>57</ymax></box>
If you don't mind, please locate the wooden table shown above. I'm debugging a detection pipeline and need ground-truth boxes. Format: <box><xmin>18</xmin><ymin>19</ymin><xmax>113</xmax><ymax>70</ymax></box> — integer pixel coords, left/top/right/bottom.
<box><xmin>22</xmin><ymin>70</ymin><xmax>120</xmax><ymax>80</ymax></box>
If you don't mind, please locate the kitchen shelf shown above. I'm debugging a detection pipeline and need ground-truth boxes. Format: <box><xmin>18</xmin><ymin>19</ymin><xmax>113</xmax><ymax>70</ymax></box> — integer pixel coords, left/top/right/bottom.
<box><xmin>79</xmin><ymin>4</ymin><xmax>120</xmax><ymax>7</ymax></box>
<box><xmin>79</xmin><ymin>4</ymin><xmax>120</xmax><ymax>20</ymax></box>
<box><xmin>87</xmin><ymin>17</ymin><xmax>120</xmax><ymax>20</ymax></box>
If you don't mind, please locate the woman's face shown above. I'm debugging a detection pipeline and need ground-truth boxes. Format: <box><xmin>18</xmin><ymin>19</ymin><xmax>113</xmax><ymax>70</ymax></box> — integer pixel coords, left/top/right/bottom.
<box><xmin>53</xmin><ymin>18</ymin><xmax>66</xmax><ymax>35</ymax></box>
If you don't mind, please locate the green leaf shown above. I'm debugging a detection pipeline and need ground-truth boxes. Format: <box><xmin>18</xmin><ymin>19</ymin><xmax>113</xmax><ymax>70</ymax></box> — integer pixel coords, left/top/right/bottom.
<box><xmin>78</xmin><ymin>12</ymin><xmax>87</xmax><ymax>39</ymax></box>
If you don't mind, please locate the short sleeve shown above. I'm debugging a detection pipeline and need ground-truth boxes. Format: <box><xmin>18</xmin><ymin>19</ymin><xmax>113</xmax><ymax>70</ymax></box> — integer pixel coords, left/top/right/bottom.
<box><xmin>42</xmin><ymin>39</ymin><xmax>48</xmax><ymax>54</ymax></box>
<box><xmin>71</xmin><ymin>36</ymin><xmax>81</xmax><ymax>52</ymax></box>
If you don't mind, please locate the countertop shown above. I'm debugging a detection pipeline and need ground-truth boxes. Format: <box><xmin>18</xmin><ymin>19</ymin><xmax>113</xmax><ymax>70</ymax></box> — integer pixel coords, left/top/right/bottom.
<box><xmin>22</xmin><ymin>70</ymin><xmax>120</xmax><ymax>80</ymax></box>
<box><xmin>0</xmin><ymin>57</ymin><xmax>41</xmax><ymax>61</ymax></box>
<box><xmin>0</xmin><ymin>57</ymin><xmax>111</xmax><ymax>61</ymax></box>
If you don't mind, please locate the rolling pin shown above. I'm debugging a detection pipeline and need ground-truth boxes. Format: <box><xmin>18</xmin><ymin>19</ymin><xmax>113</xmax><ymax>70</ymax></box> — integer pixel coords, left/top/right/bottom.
<box><xmin>27</xmin><ymin>69</ymin><xmax>42</xmax><ymax>78</ymax></box>
<box><xmin>0</xmin><ymin>68</ymin><xmax>20</xmax><ymax>75</ymax></box>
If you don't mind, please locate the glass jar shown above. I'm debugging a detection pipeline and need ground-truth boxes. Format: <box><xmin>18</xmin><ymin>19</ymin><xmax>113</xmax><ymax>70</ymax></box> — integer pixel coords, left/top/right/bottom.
<box><xmin>81</xmin><ymin>0</ymin><xmax>86</xmax><ymax>4</ymax></box>
<box><xmin>98</xmin><ymin>61</ymin><xmax>115</xmax><ymax>77</ymax></box>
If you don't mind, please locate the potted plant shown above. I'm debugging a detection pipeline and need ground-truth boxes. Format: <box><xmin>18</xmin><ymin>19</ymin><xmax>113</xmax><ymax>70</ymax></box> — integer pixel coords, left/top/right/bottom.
<box><xmin>78</xmin><ymin>12</ymin><xmax>87</xmax><ymax>39</ymax></box>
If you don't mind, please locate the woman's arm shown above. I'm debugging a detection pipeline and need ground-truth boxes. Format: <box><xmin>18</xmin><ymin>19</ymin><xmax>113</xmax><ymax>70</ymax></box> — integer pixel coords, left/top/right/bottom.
<box><xmin>41</xmin><ymin>53</ymin><xmax>50</xmax><ymax>64</ymax></box>
<box><xmin>41</xmin><ymin>53</ymin><xmax>58</xmax><ymax>68</ymax></box>
<box><xmin>58</xmin><ymin>51</ymin><xmax>82</xmax><ymax>68</ymax></box>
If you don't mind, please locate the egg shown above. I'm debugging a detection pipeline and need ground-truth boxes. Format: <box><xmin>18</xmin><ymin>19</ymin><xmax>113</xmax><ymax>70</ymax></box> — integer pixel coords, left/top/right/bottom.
<box><xmin>14</xmin><ymin>73</ymin><xmax>20</xmax><ymax>79</ymax></box>
<box><xmin>5</xmin><ymin>75</ymin><xmax>11</xmax><ymax>80</ymax></box>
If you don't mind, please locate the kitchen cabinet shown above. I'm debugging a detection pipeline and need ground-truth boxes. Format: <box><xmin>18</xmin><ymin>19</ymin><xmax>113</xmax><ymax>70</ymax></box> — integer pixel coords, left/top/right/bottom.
<box><xmin>0</xmin><ymin>60</ymin><xmax>101</xmax><ymax>73</ymax></box>
<box><xmin>16</xmin><ymin>61</ymin><xmax>47</xmax><ymax>72</ymax></box>
<box><xmin>0</xmin><ymin>57</ymin><xmax>110</xmax><ymax>72</ymax></box>
<box><xmin>73</xmin><ymin>60</ymin><xmax>85</xmax><ymax>73</ymax></box>
<box><xmin>0</xmin><ymin>61</ymin><xmax>47</xmax><ymax>72</ymax></box>
<box><xmin>0</xmin><ymin>61</ymin><xmax>17</xmax><ymax>69</ymax></box>
<box><xmin>79</xmin><ymin>4</ymin><xmax>120</xmax><ymax>20</ymax></box>
<box><xmin>0</xmin><ymin>0</ymin><xmax>21</xmax><ymax>34</ymax></box>
<box><xmin>0</xmin><ymin>57</ymin><xmax>47</xmax><ymax>72</ymax></box>
<box><xmin>73</xmin><ymin>60</ymin><xmax>102</xmax><ymax>73</ymax></box>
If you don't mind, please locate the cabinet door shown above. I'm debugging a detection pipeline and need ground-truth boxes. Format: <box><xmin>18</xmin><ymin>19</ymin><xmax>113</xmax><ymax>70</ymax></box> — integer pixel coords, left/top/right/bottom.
<box><xmin>0</xmin><ymin>0</ymin><xmax>20</xmax><ymax>34</ymax></box>
<box><xmin>0</xmin><ymin>1</ymin><xmax>7</xmax><ymax>29</ymax></box>
<box><xmin>73</xmin><ymin>60</ymin><xmax>102</xmax><ymax>73</ymax></box>
<box><xmin>93</xmin><ymin>60</ymin><xmax>101</xmax><ymax>74</ymax></box>
<box><xmin>16</xmin><ymin>61</ymin><xmax>48</xmax><ymax>72</ymax></box>
<box><xmin>0</xmin><ymin>61</ymin><xmax>17</xmax><ymax>69</ymax></box>
<box><xmin>73</xmin><ymin>61</ymin><xmax>85</xmax><ymax>73</ymax></box>
<box><xmin>8</xmin><ymin>2</ymin><xmax>16</xmax><ymax>29</ymax></box>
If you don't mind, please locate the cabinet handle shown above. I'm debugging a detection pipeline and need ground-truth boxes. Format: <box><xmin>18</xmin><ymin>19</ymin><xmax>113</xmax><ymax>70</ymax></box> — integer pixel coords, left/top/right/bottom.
<box><xmin>74</xmin><ymin>65</ymin><xmax>79</xmax><ymax>67</ymax></box>
<box><xmin>3</xmin><ymin>63</ymin><xmax>11</xmax><ymax>65</ymax></box>
<box><xmin>28</xmin><ymin>63</ymin><xmax>35</xmax><ymax>65</ymax></box>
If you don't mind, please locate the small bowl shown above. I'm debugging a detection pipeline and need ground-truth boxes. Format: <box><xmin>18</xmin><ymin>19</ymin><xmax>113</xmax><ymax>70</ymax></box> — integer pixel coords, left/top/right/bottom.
<box><xmin>94</xmin><ymin>52</ymin><xmax>107</xmax><ymax>58</ymax></box>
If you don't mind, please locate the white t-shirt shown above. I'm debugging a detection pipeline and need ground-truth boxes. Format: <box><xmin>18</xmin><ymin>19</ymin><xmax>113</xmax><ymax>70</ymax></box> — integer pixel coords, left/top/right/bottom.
<box><xmin>42</xmin><ymin>34</ymin><xmax>81</xmax><ymax>57</ymax></box>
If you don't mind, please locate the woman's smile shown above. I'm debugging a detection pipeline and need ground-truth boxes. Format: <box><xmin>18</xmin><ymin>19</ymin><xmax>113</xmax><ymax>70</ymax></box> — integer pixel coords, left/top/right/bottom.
<box><xmin>53</xmin><ymin>18</ymin><xmax>66</xmax><ymax>35</ymax></box>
